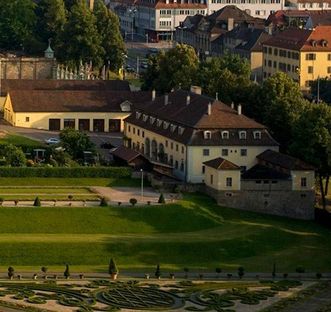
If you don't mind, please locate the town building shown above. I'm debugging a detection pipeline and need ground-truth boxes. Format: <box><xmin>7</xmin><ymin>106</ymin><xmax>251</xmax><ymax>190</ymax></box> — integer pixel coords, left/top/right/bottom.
<box><xmin>110</xmin><ymin>0</ymin><xmax>207</xmax><ymax>42</ymax></box>
<box><xmin>288</xmin><ymin>0</ymin><xmax>331</xmax><ymax>10</ymax></box>
<box><xmin>206</xmin><ymin>0</ymin><xmax>284</xmax><ymax>18</ymax></box>
<box><xmin>262</xmin><ymin>26</ymin><xmax>331</xmax><ymax>90</ymax></box>
<box><xmin>176</xmin><ymin>6</ymin><xmax>265</xmax><ymax>55</ymax></box>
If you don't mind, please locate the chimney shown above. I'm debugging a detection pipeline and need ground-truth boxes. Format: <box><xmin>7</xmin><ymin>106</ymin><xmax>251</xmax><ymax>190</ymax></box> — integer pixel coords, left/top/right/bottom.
<box><xmin>186</xmin><ymin>94</ymin><xmax>191</xmax><ymax>105</ymax></box>
<box><xmin>227</xmin><ymin>18</ymin><xmax>234</xmax><ymax>31</ymax></box>
<box><xmin>152</xmin><ymin>89</ymin><xmax>156</xmax><ymax>101</ymax></box>
<box><xmin>190</xmin><ymin>85</ymin><xmax>202</xmax><ymax>95</ymax></box>
<box><xmin>215</xmin><ymin>92</ymin><xmax>218</xmax><ymax>100</ymax></box>
<box><xmin>164</xmin><ymin>94</ymin><xmax>169</xmax><ymax>105</ymax></box>
<box><xmin>207</xmin><ymin>102</ymin><xmax>212</xmax><ymax>115</ymax></box>
<box><xmin>237</xmin><ymin>104</ymin><xmax>242</xmax><ymax>115</ymax></box>
<box><xmin>231</xmin><ymin>102</ymin><xmax>234</xmax><ymax>109</ymax></box>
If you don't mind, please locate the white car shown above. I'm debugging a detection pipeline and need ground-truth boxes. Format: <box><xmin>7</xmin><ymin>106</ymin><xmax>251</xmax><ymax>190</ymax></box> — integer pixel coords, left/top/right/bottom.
<box><xmin>45</xmin><ymin>138</ymin><xmax>60</xmax><ymax>145</ymax></box>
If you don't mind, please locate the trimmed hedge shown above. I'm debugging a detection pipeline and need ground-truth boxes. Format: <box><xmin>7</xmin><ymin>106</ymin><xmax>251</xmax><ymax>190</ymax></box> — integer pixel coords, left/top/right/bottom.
<box><xmin>0</xmin><ymin>167</ymin><xmax>131</xmax><ymax>178</ymax></box>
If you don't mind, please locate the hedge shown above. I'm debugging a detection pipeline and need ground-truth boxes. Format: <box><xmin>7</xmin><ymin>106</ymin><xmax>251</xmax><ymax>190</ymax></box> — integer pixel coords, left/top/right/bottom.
<box><xmin>0</xmin><ymin>167</ymin><xmax>132</xmax><ymax>178</ymax></box>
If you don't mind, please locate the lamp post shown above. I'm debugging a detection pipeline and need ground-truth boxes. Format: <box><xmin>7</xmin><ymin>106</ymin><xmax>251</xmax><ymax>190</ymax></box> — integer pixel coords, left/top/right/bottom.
<box><xmin>140</xmin><ymin>169</ymin><xmax>144</xmax><ymax>201</ymax></box>
<box><xmin>128</xmin><ymin>7</ymin><xmax>137</xmax><ymax>42</ymax></box>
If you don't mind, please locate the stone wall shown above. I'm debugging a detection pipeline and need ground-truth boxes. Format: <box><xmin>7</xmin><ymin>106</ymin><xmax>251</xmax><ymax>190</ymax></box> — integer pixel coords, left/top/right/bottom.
<box><xmin>0</xmin><ymin>58</ymin><xmax>56</xmax><ymax>80</ymax></box>
<box><xmin>205</xmin><ymin>185</ymin><xmax>315</xmax><ymax>220</ymax></box>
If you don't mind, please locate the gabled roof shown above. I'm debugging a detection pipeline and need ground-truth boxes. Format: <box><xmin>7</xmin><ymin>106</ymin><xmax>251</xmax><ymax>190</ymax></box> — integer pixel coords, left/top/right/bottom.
<box><xmin>8</xmin><ymin>90</ymin><xmax>151</xmax><ymax>113</ymax></box>
<box><xmin>135</xmin><ymin>0</ymin><xmax>206</xmax><ymax>9</ymax></box>
<box><xmin>111</xmin><ymin>145</ymin><xmax>143</xmax><ymax>162</ymax></box>
<box><xmin>203</xmin><ymin>157</ymin><xmax>240</xmax><ymax>170</ymax></box>
<box><xmin>257</xmin><ymin>150</ymin><xmax>315</xmax><ymax>171</ymax></box>
<box><xmin>242</xmin><ymin>164</ymin><xmax>291</xmax><ymax>180</ymax></box>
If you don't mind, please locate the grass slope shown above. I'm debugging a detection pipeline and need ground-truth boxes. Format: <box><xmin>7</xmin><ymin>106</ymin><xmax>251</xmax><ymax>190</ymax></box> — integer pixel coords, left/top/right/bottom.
<box><xmin>0</xmin><ymin>193</ymin><xmax>329</xmax><ymax>273</ymax></box>
<box><xmin>0</xmin><ymin>134</ymin><xmax>43</xmax><ymax>147</ymax></box>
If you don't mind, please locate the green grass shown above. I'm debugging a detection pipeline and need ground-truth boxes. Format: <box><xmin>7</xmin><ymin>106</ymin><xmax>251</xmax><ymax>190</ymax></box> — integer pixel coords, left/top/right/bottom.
<box><xmin>0</xmin><ymin>193</ymin><xmax>329</xmax><ymax>273</ymax></box>
<box><xmin>0</xmin><ymin>177</ymin><xmax>145</xmax><ymax>187</ymax></box>
<box><xmin>0</xmin><ymin>134</ymin><xmax>43</xmax><ymax>147</ymax></box>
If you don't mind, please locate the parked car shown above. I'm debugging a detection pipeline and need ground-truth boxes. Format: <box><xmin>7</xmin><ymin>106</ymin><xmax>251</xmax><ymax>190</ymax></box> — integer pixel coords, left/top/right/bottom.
<box><xmin>45</xmin><ymin>138</ymin><xmax>60</xmax><ymax>145</ymax></box>
<box><xmin>148</xmin><ymin>48</ymin><xmax>159</xmax><ymax>54</ymax></box>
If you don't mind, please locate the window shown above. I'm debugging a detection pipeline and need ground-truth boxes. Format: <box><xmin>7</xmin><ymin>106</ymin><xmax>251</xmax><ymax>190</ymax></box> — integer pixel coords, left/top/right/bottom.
<box><xmin>171</xmin><ymin>142</ymin><xmax>174</xmax><ymax>150</ymax></box>
<box><xmin>175</xmin><ymin>160</ymin><xmax>178</xmax><ymax>169</ymax></box>
<box><xmin>178</xmin><ymin>126</ymin><xmax>184</xmax><ymax>135</ymax></box>
<box><xmin>226</xmin><ymin>177</ymin><xmax>232</xmax><ymax>187</ymax></box>
<box><xmin>221</xmin><ymin>131</ymin><xmax>229</xmax><ymax>139</ymax></box>
<box><xmin>274</xmin><ymin>48</ymin><xmax>278</xmax><ymax>56</ymax></box>
<box><xmin>136</xmin><ymin>112</ymin><xmax>141</xmax><ymax>119</ymax></box>
<box><xmin>253</xmin><ymin>131</ymin><xmax>261</xmax><ymax>139</ymax></box>
<box><xmin>165</xmin><ymin>140</ymin><xmax>168</xmax><ymax>147</ymax></box>
<box><xmin>180</xmin><ymin>160</ymin><xmax>184</xmax><ymax>172</ymax></box>
<box><xmin>133</xmin><ymin>127</ymin><xmax>135</xmax><ymax>135</ymax></box>
<box><xmin>203</xmin><ymin>149</ymin><xmax>209</xmax><ymax>156</ymax></box>
<box><xmin>202</xmin><ymin>165</ymin><xmax>205</xmax><ymax>174</ymax></box>
<box><xmin>142</xmin><ymin>131</ymin><xmax>145</xmax><ymax>138</ymax></box>
<box><xmin>204</xmin><ymin>131</ymin><xmax>211</xmax><ymax>139</ymax></box>
<box><xmin>328</xmin><ymin>54</ymin><xmax>331</xmax><ymax>61</ymax></box>
<box><xmin>328</xmin><ymin>66</ymin><xmax>331</xmax><ymax>74</ymax></box>
<box><xmin>137</xmin><ymin>129</ymin><xmax>140</xmax><ymax>136</ymax></box>
<box><xmin>181</xmin><ymin>146</ymin><xmax>184</xmax><ymax>153</ymax></box>
<box><xmin>210</xmin><ymin>174</ymin><xmax>214</xmax><ymax>185</ymax></box>
<box><xmin>176</xmin><ymin>144</ymin><xmax>178</xmax><ymax>151</ymax></box>
<box><xmin>301</xmin><ymin>177</ymin><xmax>307</xmax><ymax>187</ymax></box>
<box><xmin>306</xmin><ymin>53</ymin><xmax>316</xmax><ymax>60</ymax></box>
<box><xmin>239</xmin><ymin>131</ymin><xmax>246</xmax><ymax>139</ymax></box>
<box><xmin>128</xmin><ymin>125</ymin><xmax>131</xmax><ymax>132</ymax></box>
<box><xmin>222</xmin><ymin>149</ymin><xmax>228</xmax><ymax>156</ymax></box>
<box><xmin>25</xmin><ymin>117</ymin><xmax>30</xmax><ymax>122</ymax></box>
<box><xmin>240</xmin><ymin>149</ymin><xmax>247</xmax><ymax>156</ymax></box>
<box><xmin>308</xmin><ymin>66</ymin><xmax>314</xmax><ymax>74</ymax></box>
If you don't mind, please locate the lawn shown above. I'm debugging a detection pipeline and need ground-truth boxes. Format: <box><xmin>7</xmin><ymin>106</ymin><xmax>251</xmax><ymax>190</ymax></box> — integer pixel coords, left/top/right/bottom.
<box><xmin>0</xmin><ymin>134</ymin><xmax>43</xmax><ymax>147</ymax></box>
<box><xmin>0</xmin><ymin>193</ymin><xmax>329</xmax><ymax>273</ymax></box>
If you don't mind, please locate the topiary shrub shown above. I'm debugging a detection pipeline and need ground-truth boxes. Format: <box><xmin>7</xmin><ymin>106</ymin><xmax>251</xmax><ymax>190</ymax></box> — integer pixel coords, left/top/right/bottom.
<box><xmin>33</xmin><ymin>196</ymin><xmax>41</xmax><ymax>207</ymax></box>
<box><xmin>99</xmin><ymin>197</ymin><xmax>108</xmax><ymax>207</ymax></box>
<box><xmin>238</xmin><ymin>266</ymin><xmax>245</xmax><ymax>279</ymax></box>
<box><xmin>64</xmin><ymin>264</ymin><xmax>70</xmax><ymax>279</ymax></box>
<box><xmin>129</xmin><ymin>198</ymin><xmax>137</xmax><ymax>206</ymax></box>
<box><xmin>316</xmin><ymin>272</ymin><xmax>322</xmax><ymax>279</ymax></box>
<box><xmin>0</xmin><ymin>197</ymin><xmax>4</xmax><ymax>206</ymax></box>
<box><xmin>109</xmin><ymin>258</ymin><xmax>119</xmax><ymax>280</ymax></box>
<box><xmin>272</xmin><ymin>263</ymin><xmax>276</xmax><ymax>279</ymax></box>
<box><xmin>14</xmin><ymin>200</ymin><xmax>19</xmax><ymax>206</ymax></box>
<box><xmin>41</xmin><ymin>266</ymin><xmax>48</xmax><ymax>279</ymax></box>
<box><xmin>158</xmin><ymin>193</ymin><xmax>165</xmax><ymax>204</ymax></box>
<box><xmin>155</xmin><ymin>264</ymin><xmax>161</xmax><ymax>279</ymax></box>
<box><xmin>216</xmin><ymin>267</ymin><xmax>222</xmax><ymax>278</ymax></box>
<box><xmin>184</xmin><ymin>267</ymin><xmax>189</xmax><ymax>279</ymax></box>
<box><xmin>8</xmin><ymin>267</ymin><xmax>14</xmax><ymax>279</ymax></box>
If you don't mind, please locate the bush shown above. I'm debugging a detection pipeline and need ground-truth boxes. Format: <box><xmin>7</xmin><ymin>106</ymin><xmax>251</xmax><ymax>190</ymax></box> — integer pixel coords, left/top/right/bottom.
<box><xmin>33</xmin><ymin>196</ymin><xmax>41</xmax><ymax>207</ymax></box>
<box><xmin>0</xmin><ymin>197</ymin><xmax>3</xmax><ymax>206</ymax></box>
<box><xmin>100</xmin><ymin>197</ymin><xmax>108</xmax><ymax>207</ymax></box>
<box><xmin>8</xmin><ymin>267</ymin><xmax>14</xmax><ymax>279</ymax></box>
<box><xmin>216</xmin><ymin>267</ymin><xmax>222</xmax><ymax>276</ymax></box>
<box><xmin>41</xmin><ymin>266</ymin><xmax>48</xmax><ymax>274</ymax></box>
<box><xmin>316</xmin><ymin>272</ymin><xmax>322</xmax><ymax>279</ymax></box>
<box><xmin>238</xmin><ymin>266</ymin><xmax>245</xmax><ymax>279</ymax></box>
<box><xmin>0</xmin><ymin>167</ymin><xmax>131</xmax><ymax>178</ymax></box>
<box><xmin>129</xmin><ymin>198</ymin><xmax>137</xmax><ymax>206</ymax></box>
<box><xmin>158</xmin><ymin>193</ymin><xmax>165</xmax><ymax>204</ymax></box>
<box><xmin>64</xmin><ymin>264</ymin><xmax>70</xmax><ymax>279</ymax></box>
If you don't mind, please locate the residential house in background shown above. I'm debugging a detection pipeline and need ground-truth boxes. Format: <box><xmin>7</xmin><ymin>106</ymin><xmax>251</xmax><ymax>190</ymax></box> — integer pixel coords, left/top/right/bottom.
<box><xmin>288</xmin><ymin>0</ymin><xmax>331</xmax><ymax>10</ymax></box>
<box><xmin>262</xmin><ymin>25</ymin><xmax>331</xmax><ymax>90</ymax></box>
<box><xmin>176</xmin><ymin>6</ymin><xmax>264</xmax><ymax>56</ymax></box>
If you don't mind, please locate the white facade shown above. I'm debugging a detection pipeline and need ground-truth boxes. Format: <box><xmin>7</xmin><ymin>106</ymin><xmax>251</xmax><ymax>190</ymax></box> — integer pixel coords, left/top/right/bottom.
<box><xmin>207</xmin><ymin>0</ymin><xmax>284</xmax><ymax>18</ymax></box>
<box><xmin>295</xmin><ymin>0</ymin><xmax>331</xmax><ymax>9</ymax></box>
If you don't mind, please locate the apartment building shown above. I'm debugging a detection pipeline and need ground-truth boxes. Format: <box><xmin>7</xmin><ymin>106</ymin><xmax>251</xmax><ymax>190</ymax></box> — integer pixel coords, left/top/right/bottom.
<box><xmin>124</xmin><ymin>88</ymin><xmax>279</xmax><ymax>183</ymax></box>
<box><xmin>292</xmin><ymin>0</ymin><xmax>331</xmax><ymax>10</ymax></box>
<box><xmin>262</xmin><ymin>26</ymin><xmax>331</xmax><ymax>90</ymax></box>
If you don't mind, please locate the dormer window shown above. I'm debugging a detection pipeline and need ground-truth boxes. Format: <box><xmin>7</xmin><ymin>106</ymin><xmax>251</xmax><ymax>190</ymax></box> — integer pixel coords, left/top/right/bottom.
<box><xmin>321</xmin><ymin>39</ymin><xmax>328</xmax><ymax>47</ymax></box>
<box><xmin>254</xmin><ymin>131</ymin><xmax>262</xmax><ymax>139</ymax></box>
<box><xmin>136</xmin><ymin>112</ymin><xmax>141</xmax><ymax>119</ymax></box>
<box><xmin>143</xmin><ymin>114</ymin><xmax>148</xmax><ymax>122</ymax></box>
<box><xmin>311</xmin><ymin>40</ymin><xmax>317</xmax><ymax>47</ymax></box>
<box><xmin>221</xmin><ymin>131</ymin><xmax>229</xmax><ymax>139</ymax></box>
<box><xmin>163</xmin><ymin>121</ymin><xmax>169</xmax><ymax>129</ymax></box>
<box><xmin>170</xmin><ymin>124</ymin><xmax>177</xmax><ymax>133</ymax></box>
<box><xmin>157</xmin><ymin>119</ymin><xmax>162</xmax><ymax>127</ymax></box>
<box><xmin>239</xmin><ymin>131</ymin><xmax>246</xmax><ymax>139</ymax></box>
<box><xmin>150</xmin><ymin>117</ymin><xmax>155</xmax><ymax>124</ymax></box>
<box><xmin>178</xmin><ymin>126</ymin><xmax>185</xmax><ymax>135</ymax></box>
<box><xmin>204</xmin><ymin>131</ymin><xmax>212</xmax><ymax>139</ymax></box>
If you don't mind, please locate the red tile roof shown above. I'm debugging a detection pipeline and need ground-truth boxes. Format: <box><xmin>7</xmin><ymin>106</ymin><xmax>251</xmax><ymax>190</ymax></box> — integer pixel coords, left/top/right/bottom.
<box><xmin>263</xmin><ymin>26</ymin><xmax>331</xmax><ymax>51</ymax></box>
<box><xmin>203</xmin><ymin>157</ymin><xmax>240</xmax><ymax>170</ymax></box>
<box><xmin>111</xmin><ymin>145</ymin><xmax>143</xmax><ymax>162</ymax></box>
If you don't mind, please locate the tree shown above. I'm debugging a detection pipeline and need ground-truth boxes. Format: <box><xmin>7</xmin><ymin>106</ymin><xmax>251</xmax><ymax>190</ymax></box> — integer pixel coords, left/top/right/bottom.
<box><xmin>216</xmin><ymin>267</ymin><xmax>222</xmax><ymax>278</ymax></box>
<box><xmin>257</xmin><ymin>72</ymin><xmax>308</xmax><ymax>150</ymax></box>
<box><xmin>141</xmin><ymin>44</ymin><xmax>199</xmax><ymax>93</ymax></box>
<box><xmin>59</xmin><ymin>128</ymin><xmax>95</xmax><ymax>160</ymax></box>
<box><xmin>33</xmin><ymin>196</ymin><xmax>41</xmax><ymax>207</ymax></box>
<box><xmin>100</xmin><ymin>197</ymin><xmax>108</xmax><ymax>207</ymax></box>
<box><xmin>238</xmin><ymin>266</ymin><xmax>245</xmax><ymax>279</ymax></box>
<box><xmin>129</xmin><ymin>198</ymin><xmax>137</xmax><ymax>206</ymax></box>
<box><xmin>108</xmin><ymin>258</ymin><xmax>119</xmax><ymax>275</ymax></box>
<box><xmin>155</xmin><ymin>264</ymin><xmax>161</xmax><ymax>279</ymax></box>
<box><xmin>59</xmin><ymin>0</ymin><xmax>103</xmax><ymax>68</ymax></box>
<box><xmin>34</xmin><ymin>0</ymin><xmax>67</xmax><ymax>50</ymax></box>
<box><xmin>311</xmin><ymin>78</ymin><xmax>331</xmax><ymax>105</ymax></box>
<box><xmin>290</xmin><ymin>102</ymin><xmax>331</xmax><ymax>209</ymax></box>
<box><xmin>0</xmin><ymin>0</ymin><xmax>36</xmax><ymax>50</ymax></box>
<box><xmin>64</xmin><ymin>264</ymin><xmax>70</xmax><ymax>279</ymax></box>
<box><xmin>3</xmin><ymin>144</ymin><xmax>26</xmax><ymax>167</ymax></box>
<box><xmin>272</xmin><ymin>263</ymin><xmax>276</xmax><ymax>279</ymax></box>
<box><xmin>93</xmin><ymin>0</ymin><xmax>126</xmax><ymax>71</ymax></box>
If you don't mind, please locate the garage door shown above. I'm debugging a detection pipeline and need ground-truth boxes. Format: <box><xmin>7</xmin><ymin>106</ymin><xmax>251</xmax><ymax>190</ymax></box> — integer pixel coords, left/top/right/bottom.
<box><xmin>109</xmin><ymin>119</ymin><xmax>121</xmax><ymax>132</ymax></box>
<box><xmin>79</xmin><ymin>119</ymin><xmax>90</xmax><ymax>131</ymax></box>
<box><xmin>49</xmin><ymin>119</ymin><xmax>61</xmax><ymax>131</ymax></box>
<box><xmin>93</xmin><ymin>119</ymin><xmax>105</xmax><ymax>132</ymax></box>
